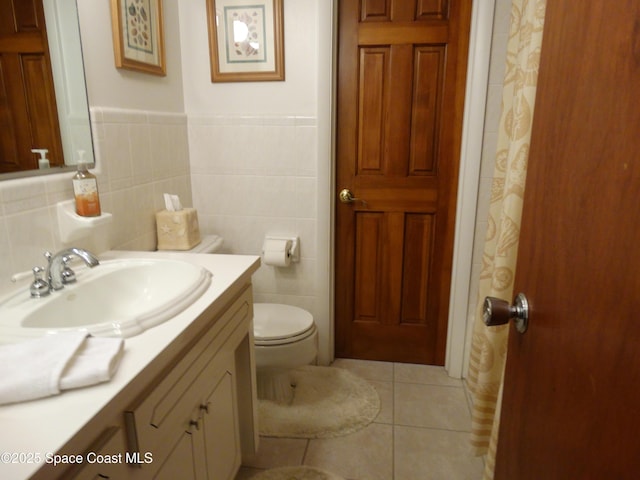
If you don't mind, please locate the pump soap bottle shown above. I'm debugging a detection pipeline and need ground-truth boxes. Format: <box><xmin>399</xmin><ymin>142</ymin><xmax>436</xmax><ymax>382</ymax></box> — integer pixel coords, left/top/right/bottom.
<box><xmin>31</xmin><ymin>149</ymin><xmax>50</xmax><ymax>169</ymax></box>
<box><xmin>72</xmin><ymin>151</ymin><xmax>101</xmax><ymax>217</ymax></box>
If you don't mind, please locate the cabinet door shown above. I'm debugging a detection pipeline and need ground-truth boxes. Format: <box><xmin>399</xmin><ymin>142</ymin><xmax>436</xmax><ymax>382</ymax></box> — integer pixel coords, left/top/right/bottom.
<box><xmin>153</xmin><ymin>428</ymin><xmax>205</xmax><ymax>480</ymax></box>
<box><xmin>202</xmin><ymin>368</ymin><xmax>241</xmax><ymax>480</ymax></box>
<box><xmin>69</xmin><ymin>428</ymin><xmax>129</xmax><ymax>480</ymax></box>
<box><xmin>125</xmin><ymin>288</ymin><xmax>252</xmax><ymax>480</ymax></box>
<box><xmin>126</xmin><ymin>289</ymin><xmax>252</xmax><ymax>464</ymax></box>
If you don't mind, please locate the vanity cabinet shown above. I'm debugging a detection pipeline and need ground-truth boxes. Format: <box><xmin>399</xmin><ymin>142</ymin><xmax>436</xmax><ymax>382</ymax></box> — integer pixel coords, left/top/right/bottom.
<box><xmin>59</xmin><ymin>284</ymin><xmax>256</xmax><ymax>480</ymax></box>
<box><xmin>0</xmin><ymin>253</ymin><xmax>260</xmax><ymax>480</ymax></box>
<box><xmin>148</xmin><ymin>366</ymin><xmax>239</xmax><ymax>480</ymax></box>
<box><xmin>125</xmin><ymin>286</ymin><xmax>252</xmax><ymax>480</ymax></box>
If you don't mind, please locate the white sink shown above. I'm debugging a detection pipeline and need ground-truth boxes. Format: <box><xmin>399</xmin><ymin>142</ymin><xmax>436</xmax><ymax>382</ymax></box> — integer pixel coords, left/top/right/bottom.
<box><xmin>0</xmin><ymin>258</ymin><xmax>212</xmax><ymax>341</ymax></box>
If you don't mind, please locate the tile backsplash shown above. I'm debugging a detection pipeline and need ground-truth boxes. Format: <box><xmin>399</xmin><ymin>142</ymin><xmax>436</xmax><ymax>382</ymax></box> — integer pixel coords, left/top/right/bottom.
<box><xmin>0</xmin><ymin>107</ymin><xmax>192</xmax><ymax>295</ymax></box>
<box><xmin>0</xmin><ymin>109</ymin><xmax>322</xmax><ymax>353</ymax></box>
<box><xmin>189</xmin><ymin>114</ymin><xmax>319</xmax><ymax>313</ymax></box>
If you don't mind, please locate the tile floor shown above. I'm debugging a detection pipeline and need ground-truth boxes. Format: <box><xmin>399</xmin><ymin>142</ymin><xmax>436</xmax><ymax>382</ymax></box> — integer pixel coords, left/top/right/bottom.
<box><xmin>235</xmin><ymin>358</ymin><xmax>484</xmax><ymax>480</ymax></box>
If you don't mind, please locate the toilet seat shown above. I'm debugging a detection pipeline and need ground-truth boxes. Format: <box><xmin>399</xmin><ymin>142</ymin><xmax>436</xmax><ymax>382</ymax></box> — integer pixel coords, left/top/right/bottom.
<box><xmin>253</xmin><ymin>303</ymin><xmax>316</xmax><ymax>346</ymax></box>
<box><xmin>254</xmin><ymin>324</ymin><xmax>317</xmax><ymax>346</ymax></box>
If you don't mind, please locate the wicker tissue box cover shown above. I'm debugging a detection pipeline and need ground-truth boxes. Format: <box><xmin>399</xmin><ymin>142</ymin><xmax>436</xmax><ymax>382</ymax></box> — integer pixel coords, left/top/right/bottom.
<box><xmin>156</xmin><ymin>208</ymin><xmax>201</xmax><ymax>250</ymax></box>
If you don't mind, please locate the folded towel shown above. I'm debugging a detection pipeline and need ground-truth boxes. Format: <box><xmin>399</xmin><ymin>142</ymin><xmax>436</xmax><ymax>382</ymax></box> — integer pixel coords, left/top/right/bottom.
<box><xmin>0</xmin><ymin>332</ymin><xmax>124</xmax><ymax>406</ymax></box>
<box><xmin>59</xmin><ymin>336</ymin><xmax>124</xmax><ymax>391</ymax></box>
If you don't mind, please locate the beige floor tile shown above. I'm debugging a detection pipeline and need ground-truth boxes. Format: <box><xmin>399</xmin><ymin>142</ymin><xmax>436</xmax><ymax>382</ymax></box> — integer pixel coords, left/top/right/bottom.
<box><xmin>331</xmin><ymin>358</ymin><xmax>394</xmax><ymax>382</ymax></box>
<box><xmin>234</xmin><ymin>466</ymin><xmax>262</xmax><ymax>479</ymax></box>
<box><xmin>369</xmin><ymin>379</ymin><xmax>393</xmax><ymax>424</ymax></box>
<box><xmin>241</xmin><ymin>359</ymin><xmax>481</xmax><ymax>479</ymax></box>
<box><xmin>394</xmin><ymin>383</ymin><xmax>471</xmax><ymax>431</ymax></box>
<box><xmin>394</xmin><ymin>425</ymin><xmax>484</xmax><ymax>480</ymax></box>
<box><xmin>304</xmin><ymin>423</ymin><xmax>393</xmax><ymax>480</ymax></box>
<box><xmin>394</xmin><ymin>363</ymin><xmax>463</xmax><ymax>387</ymax></box>
<box><xmin>241</xmin><ymin>436</ymin><xmax>308</xmax><ymax>469</ymax></box>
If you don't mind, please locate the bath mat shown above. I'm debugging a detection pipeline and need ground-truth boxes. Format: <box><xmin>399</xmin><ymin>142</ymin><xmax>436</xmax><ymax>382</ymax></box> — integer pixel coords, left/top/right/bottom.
<box><xmin>258</xmin><ymin>365</ymin><xmax>380</xmax><ymax>439</ymax></box>
<box><xmin>251</xmin><ymin>466</ymin><xmax>345</xmax><ymax>480</ymax></box>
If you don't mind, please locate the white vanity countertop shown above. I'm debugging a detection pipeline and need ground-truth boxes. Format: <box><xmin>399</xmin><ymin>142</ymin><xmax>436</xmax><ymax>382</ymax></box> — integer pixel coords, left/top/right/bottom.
<box><xmin>0</xmin><ymin>250</ymin><xmax>260</xmax><ymax>480</ymax></box>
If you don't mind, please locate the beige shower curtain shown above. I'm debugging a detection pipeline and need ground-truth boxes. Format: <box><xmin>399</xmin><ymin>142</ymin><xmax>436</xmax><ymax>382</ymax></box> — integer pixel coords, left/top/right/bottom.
<box><xmin>466</xmin><ymin>0</ymin><xmax>547</xmax><ymax>478</ymax></box>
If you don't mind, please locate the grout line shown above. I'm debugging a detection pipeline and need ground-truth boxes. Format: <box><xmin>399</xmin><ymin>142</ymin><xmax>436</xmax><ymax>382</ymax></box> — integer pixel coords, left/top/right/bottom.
<box><xmin>300</xmin><ymin>438</ymin><xmax>311</xmax><ymax>466</ymax></box>
<box><xmin>393</xmin><ymin>423</ymin><xmax>473</xmax><ymax>434</ymax></box>
<box><xmin>393</xmin><ymin>380</ymin><xmax>465</xmax><ymax>388</ymax></box>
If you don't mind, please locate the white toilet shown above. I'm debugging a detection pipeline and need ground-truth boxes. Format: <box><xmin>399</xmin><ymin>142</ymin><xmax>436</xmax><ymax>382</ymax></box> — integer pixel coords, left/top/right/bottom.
<box><xmin>174</xmin><ymin>235</ymin><xmax>318</xmax><ymax>403</ymax></box>
<box><xmin>253</xmin><ymin>303</ymin><xmax>318</xmax><ymax>403</ymax></box>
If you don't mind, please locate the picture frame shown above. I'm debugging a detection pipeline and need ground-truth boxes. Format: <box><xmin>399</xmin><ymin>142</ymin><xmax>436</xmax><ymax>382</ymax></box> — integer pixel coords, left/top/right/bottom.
<box><xmin>110</xmin><ymin>0</ymin><xmax>166</xmax><ymax>76</ymax></box>
<box><xmin>206</xmin><ymin>0</ymin><xmax>285</xmax><ymax>82</ymax></box>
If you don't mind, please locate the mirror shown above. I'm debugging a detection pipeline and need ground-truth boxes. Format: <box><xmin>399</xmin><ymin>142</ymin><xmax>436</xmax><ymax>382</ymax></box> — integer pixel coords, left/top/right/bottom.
<box><xmin>0</xmin><ymin>0</ymin><xmax>95</xmax><ymax>180</ymax></box>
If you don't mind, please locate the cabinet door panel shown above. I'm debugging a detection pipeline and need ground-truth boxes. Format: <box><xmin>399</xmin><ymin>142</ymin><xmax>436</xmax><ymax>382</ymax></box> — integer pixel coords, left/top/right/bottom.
<box><xmin>69</xmin><ymin>427</ymin><xmax>129</xmax><ymax>480</ymax></box>
<box><xmin>153</xmin><ymin>431</ymin><xmax>201</xmax><ymax>480</ymax></box>
<box><xmin>125</xmin><ymin>289</ymin><xmax>251</xmax><ymax>464</ymax></box>
<box><xmin>202</xmin><ymin>367</ymin><xmax>241</xmax><ymax>480</ymax></box>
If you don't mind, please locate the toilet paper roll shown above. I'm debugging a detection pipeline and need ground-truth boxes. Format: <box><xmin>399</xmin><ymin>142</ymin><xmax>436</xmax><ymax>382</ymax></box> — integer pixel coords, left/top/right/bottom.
<box><xmin>262</xmin><ymin>238</ymin><xmax>292</xmax><ymax>267</ymax></box>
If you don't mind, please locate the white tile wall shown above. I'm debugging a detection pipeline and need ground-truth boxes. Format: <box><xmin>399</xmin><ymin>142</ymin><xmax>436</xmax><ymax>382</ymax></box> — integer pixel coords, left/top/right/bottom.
<box><xmin>189</xmin><ymin>115</ymin><xmax>319</xmax><ymax>314</ymax></box>
<box><xmin>0</xmin><ymin>107</ymin><xmax>192</xmax><ymax>296</ymax></box>
<box><xmin>92</xmin><ymin>108</ymin><xmax>192</xmax><ymax>252</ymax></box>
<box><xmin>0</xmin><ymin>109</ymin><xmax>322</xmax><ymax>349</ymax></box>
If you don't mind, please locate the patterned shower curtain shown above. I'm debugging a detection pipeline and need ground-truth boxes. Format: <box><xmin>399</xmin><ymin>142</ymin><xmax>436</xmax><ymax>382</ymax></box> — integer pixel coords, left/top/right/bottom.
<box><xmin>466</xmin><ymin>0</ymin><xmax>547</xmax><ymax>478</ymax></box>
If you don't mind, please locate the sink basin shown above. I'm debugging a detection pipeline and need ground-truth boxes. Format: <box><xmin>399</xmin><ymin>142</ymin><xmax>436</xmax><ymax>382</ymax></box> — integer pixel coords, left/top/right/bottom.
<box><xmin>0</xmin><ymin>258</ymin><xmax>212</xmax><ymax>341</ymax></box>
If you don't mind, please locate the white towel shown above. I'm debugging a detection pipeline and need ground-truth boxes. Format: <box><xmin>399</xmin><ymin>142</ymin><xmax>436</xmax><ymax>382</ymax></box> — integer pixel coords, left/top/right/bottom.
<box><xmin>0</xmin><ymin>332</ymin><xmax>124</xmax><ymax>406</ymax></box>
<box><xmin>59</xmin><ymin>336</ymin><xmax>124</xmax><ymax>391</ymax></box>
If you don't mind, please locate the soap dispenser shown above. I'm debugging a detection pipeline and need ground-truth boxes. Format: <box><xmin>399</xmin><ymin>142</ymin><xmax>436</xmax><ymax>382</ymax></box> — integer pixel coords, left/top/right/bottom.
<box><xmin>72</xmin><ymin>151</ymin><xmax>101</xmax><ymax>217</ymax></box>
<box><xmin>31</xmin><ymin>149</ymin><xmax>50</xmax><ymax>169</ymax></box>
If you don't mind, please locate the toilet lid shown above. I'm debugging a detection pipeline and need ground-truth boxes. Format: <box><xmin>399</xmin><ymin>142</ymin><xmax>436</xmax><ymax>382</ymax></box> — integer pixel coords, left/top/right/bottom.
<box><xmin>253</xmin><ymin>303</ymin><xmax>314</xmax><ymax>341</ymax></box>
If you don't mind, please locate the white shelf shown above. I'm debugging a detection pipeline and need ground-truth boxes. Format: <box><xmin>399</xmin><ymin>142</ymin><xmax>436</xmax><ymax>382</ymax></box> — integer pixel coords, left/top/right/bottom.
<box><xmin>56</xmin><ymin>199</ymin><xmax>112</xmax><ymax>243</ymax></box>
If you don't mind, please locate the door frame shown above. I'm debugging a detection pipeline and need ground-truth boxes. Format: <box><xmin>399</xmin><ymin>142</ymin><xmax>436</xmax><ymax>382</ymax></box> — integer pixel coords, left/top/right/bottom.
<box><xmin>446</xmin><ymin>0</ymin><xmax>499</xmax><ymax>377</ymax></box>
<box><xmin>317</xmin><ymin>1</ymin><xmax>496</xmax><ymax>376</ymax></box>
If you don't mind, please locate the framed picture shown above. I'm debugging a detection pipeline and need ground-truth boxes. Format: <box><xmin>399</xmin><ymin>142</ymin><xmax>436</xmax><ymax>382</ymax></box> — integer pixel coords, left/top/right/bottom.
<box><xmin>206</xmin><ymin>0</ymin><xmax>284</xmax><ymax>82</ymax></box>
<box><xmin>110</xmin><ymin>0</ymin><xmax>166</xmax><ymax>76</ymax></box>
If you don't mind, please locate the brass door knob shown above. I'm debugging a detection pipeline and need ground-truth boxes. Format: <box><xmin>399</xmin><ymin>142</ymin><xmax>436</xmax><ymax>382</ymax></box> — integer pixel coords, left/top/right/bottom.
<box><xmin>339</xmin><ymin>189</ymin><xmax>366</xmax><ymax>205</ymax></box>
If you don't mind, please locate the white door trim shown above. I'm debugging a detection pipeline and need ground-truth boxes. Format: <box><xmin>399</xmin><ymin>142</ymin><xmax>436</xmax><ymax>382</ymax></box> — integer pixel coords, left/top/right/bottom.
<box><xmin>445</xmin><ymin>0</ymin><xmax>497</xmax><ymax>378</ymax></box>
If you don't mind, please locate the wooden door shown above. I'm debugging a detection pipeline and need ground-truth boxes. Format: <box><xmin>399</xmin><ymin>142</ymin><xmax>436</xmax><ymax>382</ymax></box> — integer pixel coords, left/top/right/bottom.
<box><xmin>335</xmin><ymin>0</ymin><xmax>471</xmax><ymax>364</ymax></box>
<box><xmin>495</xmin><ymin>1</ymin><xmax>640</xmax><ymax>478</ymax></box>
<box><xmin>0</xmin><ymin>0</ymin><xmax>64</xmax><ymax>173</ymax></box>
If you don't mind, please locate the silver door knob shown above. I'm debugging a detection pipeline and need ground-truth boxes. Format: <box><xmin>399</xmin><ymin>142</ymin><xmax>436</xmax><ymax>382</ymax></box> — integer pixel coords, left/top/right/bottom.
<box><xmin>483</xmin><ymin>293</ymin><xmax>529</xmax><ymax>334</ymax></box>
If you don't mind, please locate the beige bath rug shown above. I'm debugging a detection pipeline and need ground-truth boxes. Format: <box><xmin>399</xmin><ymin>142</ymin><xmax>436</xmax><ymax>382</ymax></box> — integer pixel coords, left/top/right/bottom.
<box><xmin>251</xmin><ymin>466</ymin><xmax>344</xmax><ymax>480</ymax></box>
<box><xmin>258</xmin><ymin>365</ymin><xmax>380</xmax><ymax>438</ymax></box>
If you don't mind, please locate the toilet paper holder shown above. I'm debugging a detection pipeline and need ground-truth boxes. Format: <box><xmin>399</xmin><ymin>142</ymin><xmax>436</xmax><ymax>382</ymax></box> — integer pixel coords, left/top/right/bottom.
<box><xmin>262</xmin><ymin>236</ymin><xmax>300</xmax><ymax>263</ymax></box>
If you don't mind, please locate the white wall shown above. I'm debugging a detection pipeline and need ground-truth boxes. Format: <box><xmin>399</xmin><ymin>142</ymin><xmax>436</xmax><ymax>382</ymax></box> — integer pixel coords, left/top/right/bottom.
<box><xmin>179</xmin><ymin>1</ymin><xmax>317</xmax><ymax>115</ymax></box>
<box><xmin>179</xmin><ymin>1</ymin><xmax>334</xmax><ymax>364</ymax></box>
<box><xmin>77</xmin><ymin>0</ymin><xmax>185</xmax><ymax>112</ymax></box>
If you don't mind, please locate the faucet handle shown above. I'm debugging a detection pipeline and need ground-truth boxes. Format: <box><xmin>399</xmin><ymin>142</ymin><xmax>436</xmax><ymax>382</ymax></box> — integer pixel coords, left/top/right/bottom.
<box><xmin>44</xmin><ymin>251</ymin><xmax>53</xmax><ymax>264</ymax></box>
<box><xmin>30</xmin><ymin>266</ymin><xmax>50</xmax><ymax>298</ymax></box>
<box><xmin>61</xmin><ymin>256</ymin><xmax>76</xmax><ymax>284</ymax></box>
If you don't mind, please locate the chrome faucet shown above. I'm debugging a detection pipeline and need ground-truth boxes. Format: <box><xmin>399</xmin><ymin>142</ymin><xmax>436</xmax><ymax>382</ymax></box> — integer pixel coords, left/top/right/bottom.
<box><xmin>45</xmin><ymin>247</ymin><xmax>100</xmax><ymax>291</ymax></box>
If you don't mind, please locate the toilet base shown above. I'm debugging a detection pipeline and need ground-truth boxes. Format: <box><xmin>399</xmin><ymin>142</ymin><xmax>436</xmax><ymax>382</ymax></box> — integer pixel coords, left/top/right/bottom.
<box><xmin>256</xmin><ymin>368</ymin><xmax>296</xmax><ymax>404</ymax></box>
